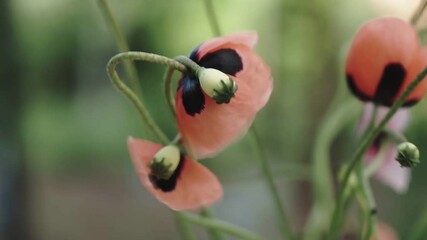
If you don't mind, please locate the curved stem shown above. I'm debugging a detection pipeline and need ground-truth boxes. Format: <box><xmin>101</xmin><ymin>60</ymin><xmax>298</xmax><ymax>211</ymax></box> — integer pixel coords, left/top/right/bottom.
<box><xmin>181</xmin><ymin>212</ymin><xmax>261</xmax><ymax>240</ymax></box>
<box><xmin>176</xmin><ymin>212</ymin><xmax>196</xmax><ymax>240</ymax></box>
<box><xmin>174</xmin><ymin>56</ymin><xmax>201</xmax><ymax>74</ymax></box>
<box><xmin>107</xmin><ymin>51</ymin><xmax>187</xmax><ymax>144</ymax></box>
<box><xmin>364</xmin><ymin>141</ymin><xmax>392</xmax><ymax>178</ymax></box>
<box><xmin>250</xmin><ymin>126</ymin><xmax>295</xmax><ymax>240</ymax></box>
<box><xmin>164</xmin><ymin>66</ymin><xmax>177</xmax><ymax>117</ymax></box>
<box><xmin>98</xmin><ymin>0</ymin><xmax>142</xmax><ymax>98</ymax></box>
<box><xmin>203</xmin><ymin>0</ymin><xmax>222</xmax><ymax>36</ymax></box>
<box><xmin>355</xmin><ymin>160</ymin><xmax>377</xmax><ymax>240</ymax></box>
<box><xmin>200</xmin><ymin>207</ymin><xmax>225</xmax><ymax>240</ymax></box>
<box><xmin>328</xmin><ymin>67</ymin><xmax>427</xmax><ymax>238</ymax></box>
<box><xmin>303</xmin><ymin>100</ymin><xmax>360</xmax><ymax>239</ymax></box>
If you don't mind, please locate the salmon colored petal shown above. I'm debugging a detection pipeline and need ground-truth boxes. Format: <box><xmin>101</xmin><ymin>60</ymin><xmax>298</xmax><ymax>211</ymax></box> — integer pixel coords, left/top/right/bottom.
<box><xmin>196</xmin><ymin>31</ymin><xmax>258</xmax><ymax>58</ymax></box>
<box><xmin>399</xmin><ymin>47</ymin><xmax>427</xmax><ymax>103</ymax></box>
<box><xmin>128</xmin><ymin>137</ymin><xmax>223</xmax><ymax>210</ymax></box>
<box><xmin>346</xmin><ymin>17</ymin><xmax>419</xmax><ymax>100</ymax></box>
<box><xmin>177</xmin><ymin>42</ymin><xmax>272</xmax><ymax>159</ymax></box>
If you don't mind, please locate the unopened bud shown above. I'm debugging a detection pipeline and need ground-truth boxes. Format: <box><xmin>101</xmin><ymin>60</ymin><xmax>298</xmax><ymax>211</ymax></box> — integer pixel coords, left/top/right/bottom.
<box><xmin>396</xmin><ymin>142</ymin><xmax>420</xmax><ymax>168</ymax></box>
<box><xmin>148</xmin><ymin>145</ymin><xmax>180</xmax><ymax>179</ymax></box>
<box><xmin>197</xmin><ymin>68</ymin><xmax>238</xmax><ymax>104</ymax></box>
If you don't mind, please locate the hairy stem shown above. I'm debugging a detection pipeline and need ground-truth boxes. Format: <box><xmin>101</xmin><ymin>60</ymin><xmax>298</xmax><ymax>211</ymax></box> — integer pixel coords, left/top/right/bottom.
<box><xmin>107</xmin><ymin>51</ymin><xmax>187</xmax><ymax>144</ymax></box>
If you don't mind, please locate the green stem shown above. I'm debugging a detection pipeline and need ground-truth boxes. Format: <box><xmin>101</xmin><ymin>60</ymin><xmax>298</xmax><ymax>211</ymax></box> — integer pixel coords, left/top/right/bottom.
<box><xmin>408</xmin><ymin>205</ymin><xmax>427</xmax><ymax>240</ymax></box>
<box><xmin>250</xmin><ymin>126</ymin><xmax>295</xmax><ymax>240</ymax></box>
<box><xmin>203</xmin><ymin>0</ymin><xmax>222</xmax><ymax>36</ymax></box>
<box><xmin>174</xmin><ymin>56</ymin><xmax>201</xmax><ymax>73</ymax></box>
<box><xmin>164</xmin><ymin>66</ymin><xmax>177</xmax><ymax>116</ymax></box>
<box><xmin>181</xmin><ymin>212</ymin><xmax>261</xmax><ymax>240</ymax></box>
<box><xmin>107</xmin><ymin>51</ymin><xmax>187</xmax><ymax>145</ymax></box>
<box><xmin>200</xmin><ymin>207</ymin><xmax>225</xmax><ymax>240</ymax></box>
<box><xmin>304</xmin><ymin>100</ymin><xmax>360</xmax><ymax>239</ymax></box>
<box><xmin>355</xmin><ymin>160</ymin><xmax>377</xmax><ymax>240</ymax></box>
<box><xmin>176</xmin><ymin>212</ymin><xmax>196</xmax><ymax>240</ymax></box>
<box><xmin>411</xmin><ymin>0</ymin><xmax>427</xmax><ymax>26</ymax></box>
<box><xmin>328</xmin><ymin>67</ymin><xmax>427</xmax><ymax>239</ymax></box>
<box><xmin>97</xmin><ymin>0</ymin><xmax>143</xmax><ymax>98</ymax></box>
<box><xmin>364</xmin><ymin>141</ymin><xmax>391</xmax><ymax>178</ymax></box>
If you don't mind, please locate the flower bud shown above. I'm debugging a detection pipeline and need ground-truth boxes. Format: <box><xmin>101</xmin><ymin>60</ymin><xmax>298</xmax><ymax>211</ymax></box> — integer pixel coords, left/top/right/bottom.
<box><xmin>395</xmin><ymin>142</ymin><xmax>420</xmax><ymax>168</ymax></box>
<box><xmin>148</xmin><ymin>145</ymin><xmax>181</xmax><ymax>180</ymax></box>
<box><xmin>197</xmin><ymin>68</ymin><xmax>238</xmax><ymax>104</ymax></box>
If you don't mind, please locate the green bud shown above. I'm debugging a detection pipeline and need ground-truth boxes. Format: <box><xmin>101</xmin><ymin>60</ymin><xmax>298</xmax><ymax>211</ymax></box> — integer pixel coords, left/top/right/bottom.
<box><xmin>396</xmin><ymin>142</ymin><xmax>420</xmax><ymax>168</ymax></box>
<box><xmin>197</xmin><ymin>68</ymin><xmax>238</xmax><ymax>104</ymax></box>
<box><xmin>148</xmin><ymin>145</ymin><xmax>180</xmax><ymax>179</ymax></box>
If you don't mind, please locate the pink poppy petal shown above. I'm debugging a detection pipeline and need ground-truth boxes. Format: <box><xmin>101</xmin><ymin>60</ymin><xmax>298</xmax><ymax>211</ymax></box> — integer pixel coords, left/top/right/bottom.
<box><xmin>197</xmin><ymin>31</ymin><xmax>258</xmax><ymax>58</ymax></box>
<box><xmin>128</xmin><ymin>137</ymin><xmax>223</xmax><ymax>210</ymax></box>
<box><xmin>177</xmin><ymin>44</ymin><xmax>272</xmax><ymax>159</ymax></box>
<box><xmin>358</xmin><ymin>103</ymin><xmax>410</xmax><ymax>136</ymax></box>
<box><xmin>399</xmin><ymin>47</ymin><xmax>427</xmax><ymax>103</ymax></box>
<box><xmin>375</xmin><ymin>146</ymin><xmax>410</xmax><ymax>193</ymax></box>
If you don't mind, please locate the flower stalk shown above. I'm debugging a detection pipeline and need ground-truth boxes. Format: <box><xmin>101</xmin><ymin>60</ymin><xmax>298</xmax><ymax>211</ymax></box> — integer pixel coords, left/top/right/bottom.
<box><xmin>328</xmin><ymin>66</ymin><xmax>427</xmax><ymax>238</ymax></box>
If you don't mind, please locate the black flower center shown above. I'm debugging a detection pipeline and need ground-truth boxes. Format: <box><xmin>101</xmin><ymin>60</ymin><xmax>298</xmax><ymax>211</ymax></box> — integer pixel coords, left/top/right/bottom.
<box><xmin>179</xmin><ymin>48</ymin><xmax>243</xmax><ymax>116</ymax></box>
<box><xmin>149</xmin><ymin>154</ymin><xmax>185</xmax><ymax>192</ymax></box>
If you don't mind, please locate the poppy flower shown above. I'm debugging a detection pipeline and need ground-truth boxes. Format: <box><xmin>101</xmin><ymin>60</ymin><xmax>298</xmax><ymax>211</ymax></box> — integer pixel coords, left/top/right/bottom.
<box><xmin>128</xmin><ymin>137</ymin><xmax>223</xmax><ymax>210</ymax></box>
<box><xmin>176</xmin><ymin>31</ymin><xmax>272</xmax><ymax>159</ymax></box>
<box><xmin>346</xmin><ymin>17</ymin><xmax>427</xmax><ymax>107</ymax></box>
<box><xmin>358</xmin><ymin>103</ymin><xmax>411</xmax><ymax>193</ymax></box>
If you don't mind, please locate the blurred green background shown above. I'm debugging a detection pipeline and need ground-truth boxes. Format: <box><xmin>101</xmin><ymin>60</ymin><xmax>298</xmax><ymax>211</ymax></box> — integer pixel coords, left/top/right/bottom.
<box><xmin>1</xmin><ymin>0</ymin><xmax>426</xmax><ymax>239</ymax></box>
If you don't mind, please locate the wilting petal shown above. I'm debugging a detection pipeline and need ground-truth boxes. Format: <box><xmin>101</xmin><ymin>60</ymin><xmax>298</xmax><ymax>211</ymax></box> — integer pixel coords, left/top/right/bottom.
<box><xmin>346</xmin><ymin>17</ymin><xmax>425</xmax><ymax>106</ymax></box>
<box><xmin>177</xmin><ymin>31</ymin><xmax>272</xmax><ymax>158</ymax></box>
<box><xmin>128</xmin><ymin>137</ymin><xmax>223</xmax><ymax>210</ymax></box>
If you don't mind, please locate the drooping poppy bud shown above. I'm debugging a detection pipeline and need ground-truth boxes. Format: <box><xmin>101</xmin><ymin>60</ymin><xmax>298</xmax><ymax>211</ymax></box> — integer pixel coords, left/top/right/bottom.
<box><xmin>197</xmin><ymin>67</ymin><xmax>238</xmax><ymax>104</ymax></box>
<box><xmin>396</xmin><ymin>142</ymin><xmax>420</xmax><ymax>168</ymax></box>
<box><xmin>346</xmin><ymin>17</ymin><xmax>427</xmax><ymax>107</ymax></box>
<box><xmin>148</xmin><ymin>145</ymin><xmax>181</xmax><ymax>180</ymax></box>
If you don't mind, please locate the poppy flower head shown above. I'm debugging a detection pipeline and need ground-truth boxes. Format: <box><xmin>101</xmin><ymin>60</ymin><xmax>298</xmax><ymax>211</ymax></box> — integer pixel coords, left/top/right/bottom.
<box><xmin>346</xmin><ymin>17</ymin><xmax>427</xmax><ymax>106</ymax></box>
<box><xmin>128</xmin><ymin>137</ymin><xmax>223</xmax><ymax>210</ymax></box>
<box><xmin>176</xmin><ymin>31</ymin><xmax>272</xmax><ymax>159</ymax></box>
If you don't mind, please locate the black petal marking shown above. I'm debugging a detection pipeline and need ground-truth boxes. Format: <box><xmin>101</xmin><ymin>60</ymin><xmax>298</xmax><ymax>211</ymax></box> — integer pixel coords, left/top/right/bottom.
<box><xmin>149</xmin><ymin>154</ymin><xmax>185</xmax><ymax>192</ymax></box>
<box><xmin>372</xmin><ymin>131</ymin><xmax>387</xmax><ymax>149</ymax></box>
<box><xmin>403</xmin><ymin>99</ymin><xmax>418</xmax><ymax>107</ymax></box>
<box><xmin>198</xmin><ymin>49</ymin><xmax>243</xmax><ymax>76</ymax></box>
<box><xmin>373</xmin><ymin>63</ymin><xmax>406</xmax><ymax>106</ymax></box>
<box><xmin>189</xmin><ymin>46</ymin><xmax>200</xmax><ymax>62</ymax></box>
<box><xmin>346</xmin><ymin>74</ymin><xmax>371</xmax><ymax>101</ymax></box>
<box><xmin>179</xmin><ymin>76</ymin><xmax>205</xmax><ymax>116</ymax></box>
